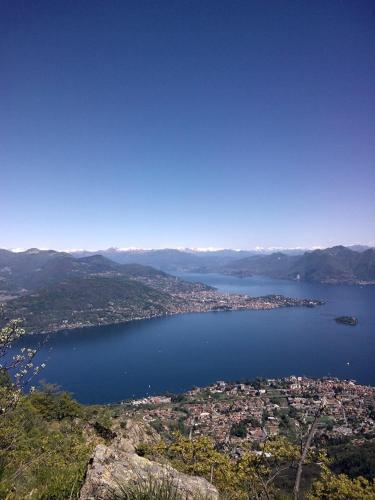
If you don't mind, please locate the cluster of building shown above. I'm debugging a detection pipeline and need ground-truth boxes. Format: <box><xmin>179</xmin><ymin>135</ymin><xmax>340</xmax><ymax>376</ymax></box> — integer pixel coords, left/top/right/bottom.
<box><xmin>123</xmin><ymin>376</ymin><xmax>375</xmax><ymax>448</ymax></box>
<box><xmin>170</xmin><ymin>291</ymin><xmax>323</xmax><ymax>315</ymax></box>
<box><xmin>18</xmin><ymin>269</ymin><xmax>324</xmax><ymax>333</ymax></box>
<box><xmin>125</xmin><ymin>271</ymin><xmax>324</xmax><ymax>315</ymax></box>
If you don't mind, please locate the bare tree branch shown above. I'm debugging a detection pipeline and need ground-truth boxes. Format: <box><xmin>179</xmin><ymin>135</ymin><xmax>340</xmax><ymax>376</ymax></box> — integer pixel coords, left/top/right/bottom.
<box><xmin>293</xmin><ymin>398</ymin><xmax>326</xmax><ymax>500</ymax></box>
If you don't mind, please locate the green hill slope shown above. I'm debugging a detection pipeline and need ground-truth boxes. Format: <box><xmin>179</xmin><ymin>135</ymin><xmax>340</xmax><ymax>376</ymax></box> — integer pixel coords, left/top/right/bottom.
<box><xmin>4</xmin><ymin>276</ymin><xmax>175</xmax><ymax>333</ymax></box>
<box><xmin>223</xmin><ymin>246</ymin><xmax>375</xmax><ymax>284</ymax></box>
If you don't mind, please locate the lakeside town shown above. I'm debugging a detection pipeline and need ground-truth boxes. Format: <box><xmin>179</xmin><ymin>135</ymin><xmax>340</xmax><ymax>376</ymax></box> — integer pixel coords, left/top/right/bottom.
<box><xmin>5</xmin><ymin>283</ymin><xmax>324</xmax><ymax>334</ymax></box>
<box><xmin>171</xmin><ymin>290</ymin><xmax>324</xmax><ymax>315</ymax></box>
<box><xmin>50</xmin><ymin>289</ymin><xmax>323</xmax><ymax>334</ymax></box>
<box><xmin>121</xmin><ymin>376</ymin><xmax>375</xmax><ymax>449</ymax></box>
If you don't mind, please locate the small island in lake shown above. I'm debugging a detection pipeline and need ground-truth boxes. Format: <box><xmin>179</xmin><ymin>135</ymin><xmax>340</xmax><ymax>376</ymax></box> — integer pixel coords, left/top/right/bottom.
<box><xmin>335</xmin><ymin>316</ymin><xmax>358</xmax><ymax>326</ymax></box>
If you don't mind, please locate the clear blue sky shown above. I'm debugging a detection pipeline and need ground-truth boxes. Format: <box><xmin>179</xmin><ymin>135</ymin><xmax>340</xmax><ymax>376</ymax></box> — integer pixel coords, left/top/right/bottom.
<box><xmin>1</xmin><ymin>0</ymin><xmax>374</xmax><ymax>250</ymax></box>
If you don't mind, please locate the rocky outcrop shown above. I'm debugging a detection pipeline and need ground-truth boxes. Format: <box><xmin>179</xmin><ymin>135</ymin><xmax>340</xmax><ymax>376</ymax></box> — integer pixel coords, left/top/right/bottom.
<box><xmin>80</xmin><ymin>419</ymin><xmax>219</xmax><ymax>500</ymax></box>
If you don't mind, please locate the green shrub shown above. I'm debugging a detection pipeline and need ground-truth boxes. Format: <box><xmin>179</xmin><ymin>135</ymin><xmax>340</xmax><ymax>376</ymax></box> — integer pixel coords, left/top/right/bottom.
<box><xmin>0</xmin><ymin>390</ymin><xmax>91</xmax><ymax>499</ymax></box>
<box><xmin>29</xmin><ymin>389</ymin><xmax>83</xmax><ymax>420</ymax></box>
<box><xmin>112</xmin><ymin>475</ymin><xmax>184</xmax><ymax>499</ymax></box>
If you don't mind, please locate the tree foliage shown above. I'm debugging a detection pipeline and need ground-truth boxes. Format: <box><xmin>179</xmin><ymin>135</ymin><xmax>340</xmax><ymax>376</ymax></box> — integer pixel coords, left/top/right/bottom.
<box><xmin>0</xmin><ymin>389</ymin><xmax>92</xmax><ymax>498</ymax></box>
<box><xmin>0</xmin><ymin>321</ymin><xmax>92</xmax><ymax>498</ymax></box>
<box><xmin>308</xmin><ymin>458</ymin><xmax>375</xmax><ymax>500</ymax></box>
<box><xmin>143</xmin><ymin>432</ymin><xmax>302</xmax><ymax>499</ymax></box>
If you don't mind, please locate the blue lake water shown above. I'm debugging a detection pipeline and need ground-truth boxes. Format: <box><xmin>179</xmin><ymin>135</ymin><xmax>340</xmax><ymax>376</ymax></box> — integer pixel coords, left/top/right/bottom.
<box><xmin>14</xmin><ymin>274</ymin><xmax>375</xmax><ymax>404</ymax></box>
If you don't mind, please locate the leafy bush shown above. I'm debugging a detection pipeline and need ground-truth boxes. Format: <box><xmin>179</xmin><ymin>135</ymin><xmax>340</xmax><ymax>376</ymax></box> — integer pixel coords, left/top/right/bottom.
<box><xmin>230</xmin><ymin>420</ymin><xmax>248</xmax><ymax>438</ymax></box>
<box><xmin>308</xmin><ymin>461</ymin><xmax>375</xmax><ymax>500</ymax></box>
<box><xmin>328</xmin><ymin>442</ymin><xmax>375</xmax><ymax>480</ymax></box>
<box><xmin>171</xmin><ymin>393</ymin><xmax>187</xmax><ymax>403</ymax></box>
<box><xmin>28</xmin><ymin>386</ymin><xmax>83</xmax><ymax>420</ymax></box>
<box><xmin>149</xmin><ymin>418</ymin><xmax>164</xmax><ymax>434</ymax></box>
<box><xmin>0</xmin><ymin>390</ymin><xmax>91</xmax><ymax>498</ymax></box>
<box><xmin>143</xmin><ymin>432</ymin><xmax>301</xmax><ymax>499</ymax></box>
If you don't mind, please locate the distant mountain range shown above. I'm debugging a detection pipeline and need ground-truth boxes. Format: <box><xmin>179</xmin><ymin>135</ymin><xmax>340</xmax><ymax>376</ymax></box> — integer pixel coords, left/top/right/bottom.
<box><xmin>71</xmin><ymin>248</ymin><xmax>261</xmax><ymax>272</ymax></box>
<box><xmin>221</xmin><ymin>246</ymin><xmax>375</xmax><ymax>284</ymax></box>
<box><xmin>69</xmin><ymin>246</ymin><xmax>325</xmax><ymax>273</ymax></box>
<box><xmin>68</xmin><ymin>245</ymin><xmax>375</xmax><ymax>284</ymax></box>
<box><xmin>0</xmin><ymin>248</ymin><xmax>205</xmax><ymax>293</ymax></box>
<box><xmin>3</xmin><ymin>245</ymin><xmax>374</xmax><ymax>288</ymax></box>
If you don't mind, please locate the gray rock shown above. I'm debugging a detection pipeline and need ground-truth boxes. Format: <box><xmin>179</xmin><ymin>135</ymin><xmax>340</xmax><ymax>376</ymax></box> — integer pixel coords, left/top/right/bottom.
<box><xmin>80</xmin><ymin>420</ymin><xmax>219</xmax><ymax>500</ymax></box>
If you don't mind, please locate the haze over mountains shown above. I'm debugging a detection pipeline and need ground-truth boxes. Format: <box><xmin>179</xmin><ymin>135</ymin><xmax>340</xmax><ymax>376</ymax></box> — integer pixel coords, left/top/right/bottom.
<box><xmin>68</xmin><ymin>245</ymin><xmax>373</xmax><ymax>277</ymax></box>
<box><xmin>0</xmin><ymin>248</ymin><xmax>202</xmax><ymax>293</ymax></box>
<box><xmin>68</xmin><ymin>245</ymin><xmax>375</xmax><ymax>284</ymax></box>
<box><xmin>72</xmin><ymin>248</ymin><xmax>255</xmax><ymax>272</ymax></box>
<box><xmin>2</xmin><ymin>245</ymin><xmax>374</xmax><ymax>287</ymax></box>
<box><xmin>222</xmin><ymin>246</ymin><xmax>375</xmax><ymax>284</ymax></box>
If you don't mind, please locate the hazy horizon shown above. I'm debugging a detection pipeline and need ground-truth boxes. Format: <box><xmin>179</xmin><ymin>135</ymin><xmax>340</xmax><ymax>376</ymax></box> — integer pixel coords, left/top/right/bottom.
<box><xmin>4</xmin><ymin>242</ymin><xmax>374</xmax><ymax>254</ymax></box>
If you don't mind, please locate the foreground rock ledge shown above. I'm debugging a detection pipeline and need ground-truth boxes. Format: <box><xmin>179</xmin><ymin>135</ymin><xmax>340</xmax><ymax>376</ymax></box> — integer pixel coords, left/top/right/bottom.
<box><xmin>80</xmin><ymin>419</ymin><xmax>219</xmax><ymax>500</ymax></box>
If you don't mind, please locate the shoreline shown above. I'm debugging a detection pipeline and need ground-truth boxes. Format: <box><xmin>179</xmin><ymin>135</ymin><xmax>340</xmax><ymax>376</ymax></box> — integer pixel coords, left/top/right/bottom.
<box><xmin>219</xmin><ymin>272</ymin><xmax>375</xmax><ymax>286</ymax></box>
<box><xmin>21</xmin><ymin>293</ymin><xmax>324</xmax><ymax>335</ymax></box>
<box><xmin>91</xmin><ymin>375</ymin><xmax>371</xmax><ymax>407</ymax></box>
